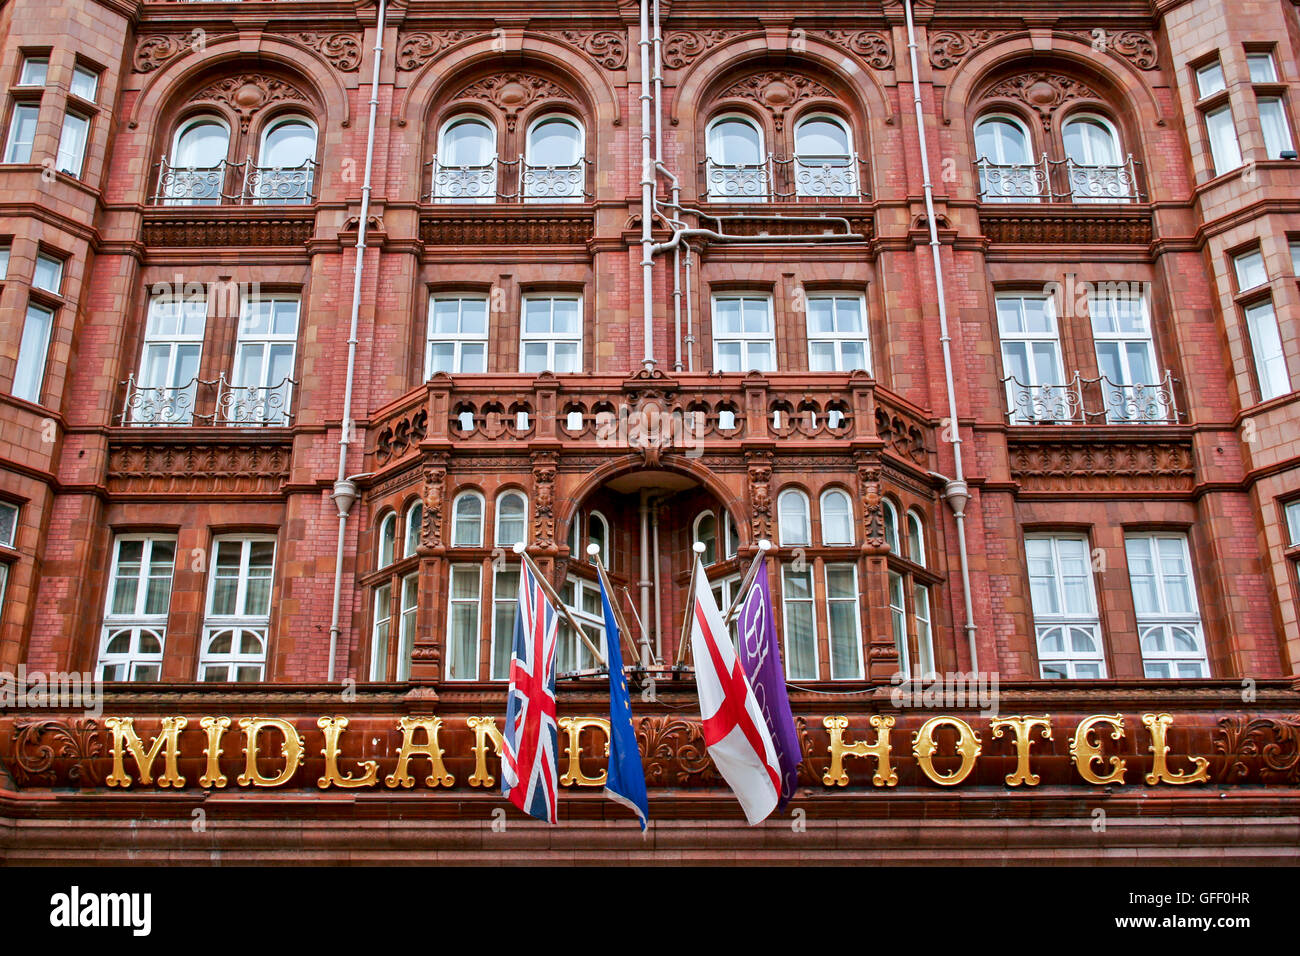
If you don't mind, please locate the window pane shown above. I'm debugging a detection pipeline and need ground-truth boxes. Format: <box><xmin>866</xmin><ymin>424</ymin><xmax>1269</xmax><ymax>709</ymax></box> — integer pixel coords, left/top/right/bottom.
<box><xmin>13</xmin><ymin>303</ymin><xmax>53</xmax><ymax>403</ymax></box>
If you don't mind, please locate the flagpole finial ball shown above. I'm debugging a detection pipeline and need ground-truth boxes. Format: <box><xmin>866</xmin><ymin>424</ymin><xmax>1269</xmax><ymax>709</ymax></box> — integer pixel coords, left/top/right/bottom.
<box><xmin>586</xmin><ymin>543</ymin><xmax>601</xmax><ymax>556</ymax></box>
<box><xmin>512</xmin><ymin>542</ymin><xmax>526</xmax><ymax>554</ymax></box>
<box><xmin>692</xmin><ymin>541</ymin><xmax>706</xmax><ymax>554</ymax></box>
<box><xmin>758</xmin><ymin>539</ymin><xmax>772</xmax><ymax>551</ymax></box>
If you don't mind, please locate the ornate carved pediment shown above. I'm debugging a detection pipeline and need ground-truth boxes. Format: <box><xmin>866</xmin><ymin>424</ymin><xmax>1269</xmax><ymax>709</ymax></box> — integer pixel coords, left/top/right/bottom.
<box><xmin>982</xmin><ymin>72</ymin><xmax>1103</xmax><ymax>129</ymax></box>
<box><xmin>193</xmin><ymin>75</ymin><xmax>313</xmax><ymax>132</ymax></box>
<box><xmin>719</xmin><ymin>71</ymin><xmax>837</xmax><ymax>129</ymax></box>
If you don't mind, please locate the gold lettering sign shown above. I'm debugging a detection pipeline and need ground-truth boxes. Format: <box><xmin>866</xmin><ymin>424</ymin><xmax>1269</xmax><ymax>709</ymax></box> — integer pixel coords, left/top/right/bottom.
<box><xmin>989</xmin><ymin>715</ymin><xmax>1053</xmax><ymax>786</ymax></box>
<box><xmin>105</xmin><ymin>716</ymin><xmax>188</xmax><ymax>788</ymax></box>
<box><xmin>823</xmin><ymin>715</ymin><xmax>898</xmax><ymax>787</ymax></box>
<box><xmin>467</xmin><ymin>716</ymin><xmax>504</xmax><ymax>787</ymax></box>
<box><xmin>1142</xmin><ymin>712</ymin><xmax>1209</xmax><ymax>785</ymax></box>
<box><xmin>385</xmin><ymin>716</ymin><xmax>455</xmax><ymax>788</ymax></box>
<box><xmin>237</xmin><ymin>717</ymin><xmax>304</xmax><ymax>787</ymax></box>
<box><xmin>199</xmin><ymin>716</ymin><xmax>230</xmax><ymax>788</ymax></box>
<box><xmin>1071</xmin><ymin>714</ymin><xmax>1126</xmax><ymax>785</ymax></box>
<box><xmin>913</xmin><ymin>716</ymin><xmax>982</xmax><ymax>786</ymax></box>
<box><xmin>558</xmin><ymin>717</ymin><xmax>610</xmax><ymax>787</ymax></box>
<box><xmin>317</xmin><ymin>716</ymin><xmax>380</xmax><ymax>789</ymax></box>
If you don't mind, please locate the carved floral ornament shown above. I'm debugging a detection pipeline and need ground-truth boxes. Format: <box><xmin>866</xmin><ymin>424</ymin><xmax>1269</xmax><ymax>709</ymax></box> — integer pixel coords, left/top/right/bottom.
<box><xmin>449</xmin><ymin>73</ymin><xmax>578</xmax><ymax>132</ymax></box>
<box><xmin>192</xmin><ymin>74</ymin><xmax>313</xmax><ymax>133</ymax></box>
<box><xmin>981</xmin><ymin>71</ymin><xmax>1104</xmax><ymax>129</ymax></box>
<box><xmin>718</xmin><ymin>71</ymin><xmax>837</xmax><ymax>130</ymax></box>
<box><xmin>394</xmin><ymin>29</ymin><xmax>626</xmax><ymax>72</ymax></box>
<box><xmin>132</xmin><ymin>32</ymin><xmax>361</xmax><ymax>74</ymax></box>
<box><xmin>928</xmin><ymin>28</ymin><xmax>1159</xmax><ymax>71</ymax></box>
<box><xmin>661</xmin><ymin>29</ymin><xmax>892</xmax><ymax>70</ymax></box>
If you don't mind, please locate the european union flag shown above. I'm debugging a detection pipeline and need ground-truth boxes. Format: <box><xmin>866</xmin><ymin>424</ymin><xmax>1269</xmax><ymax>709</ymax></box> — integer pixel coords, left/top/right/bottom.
<box><xmin>598</xmin><ymin>576</ymin><xmax>649</xmax><ymax>830</ymax></box>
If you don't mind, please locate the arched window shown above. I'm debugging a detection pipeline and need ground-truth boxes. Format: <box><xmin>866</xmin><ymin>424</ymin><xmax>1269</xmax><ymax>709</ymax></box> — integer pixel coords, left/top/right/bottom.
<box><xmin>723</xmin><ymin>508</ymin><xmax>740</xmax><ymax>558</ymax></box>
<box><xmin>255</xmin><ymin>115</ymin><xmax>316</xmax><ymax>204</ymax></box>
<box><xmin>906</xmin><ymin>509</ymin><xmax>926</xmax><ymax>567</ymax></box>
<box><xmin>778</xmin><ymin>489</ymin><xmax>811</xmax><ymax>547</ymax></box>
<box><xmin>377</xmin><ymin>513</ymin><xmax>396</xmax><ymax>568</ymax></box>
<box><xmin>524</xmin><ymin>114</ymin><xmax>584</xmax><ymax>203</ymax></box>
<box><xmin>694</xmin><ymin>511</ymin><xmax>718</xmax><ymax>565</ymax></box>
<box><xmin>495</xmin><ymin>491</ymin><xmax>528</xmax><ymax>547</ymax></box>
<box><xmin>165</xmin><ymin>115</ymin><xmax>230</xmax><ymax>205</ymax></box>
<box><xmin>820</xmin><ymin>489</ymin><xmax>854</xmax><ymax>546</ymax></box>
<box><xmin>588</xmin><ymin>511</ymin><xmax>610</xmax><ymax>567</ymax></box>
<box><xmin>451</xmin><ymin>491</ymin><xmax>484</xmax><ymax>547</ymax></box>
<box><xmin>1061</xmin><ymin>114</ymin><xmax>1131</xmax><ymax>203</ymax></box>
<box><xmin>793</xmin><ymin>114</ymin><xmax>857</xmax><ymax>197</ymax></box>
<box><xmin>434</xmin><ymin>115</ymin><xmax>498</xmax><ymax>203</ymax></box>
<box><xmin>882</xmin><ymin>498</ymin><xmax>900</xmax><ymax>553</ymax></box>
<box><xmin>974</xmin><ymin>114</ymin><xmax>1040</xmax><ymax>202</ymax></box>
<box><xmin>706</xmin><ymin>114</ymin><xmax>767</xmax><ymax>201</ymax></box>
<box><xmin>404</xmin><ymin>501</ymin><xmax>423</xmax><ymax>558</ymax></box>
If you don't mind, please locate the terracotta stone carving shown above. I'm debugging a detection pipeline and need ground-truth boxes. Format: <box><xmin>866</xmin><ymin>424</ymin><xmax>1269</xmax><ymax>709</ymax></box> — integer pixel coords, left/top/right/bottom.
<box><xmin>194</xmin><ymin>74</ymin><xmax>313</xmax><ymax>132</ymax></box>
<box><xmin>296</xmin><ymin>33</ymin><xmax>363</xmax><ymax>72</ymax></box>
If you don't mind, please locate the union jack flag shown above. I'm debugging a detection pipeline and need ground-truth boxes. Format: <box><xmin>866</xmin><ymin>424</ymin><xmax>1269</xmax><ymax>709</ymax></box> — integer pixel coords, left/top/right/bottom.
<box><xmin>502</xmin><ymin>560</ymin><xmax>560</xmax><ymax>824</ymax></box>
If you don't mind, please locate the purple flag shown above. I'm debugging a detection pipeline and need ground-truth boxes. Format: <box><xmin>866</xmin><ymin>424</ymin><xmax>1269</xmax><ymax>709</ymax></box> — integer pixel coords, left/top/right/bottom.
<box><xmin>736</xmin><ymin>556</ymin><xmax>802</xmax><ymax>807</ymax></box>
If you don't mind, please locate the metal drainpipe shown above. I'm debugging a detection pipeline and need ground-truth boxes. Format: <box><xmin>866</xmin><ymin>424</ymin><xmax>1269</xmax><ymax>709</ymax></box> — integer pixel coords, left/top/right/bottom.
<box><xmin>650</xmin><ymin>496</ymin><xmax>663</xmax><ymax>660</ymax></box>
<box><xmin>638</xmin><ymin>491</ymin><xmax>653</xmax><ymax>666</ymax></box>
<box><xmin>652</xmin><ymin>0</ymin><xmax>664</xmax><ymax>166</ymax></box>
<box><xmin>683</xmin><ymin>242</ymin><xmax>695</xmax><ymax>372</ymax></box>
<box><xmin>326</xmin><ymin>0</ymin><xmax>387</xmax><ymax>683</ymax></box>
<box><xmin>903</xmin><ymin>0</ymin><xmax>978</xmax><ymax>670</ymax></box>
<box><xmin>638</xmin><ymin>0</ymin><xmax>655</xmax><ymax>370</ymax></box>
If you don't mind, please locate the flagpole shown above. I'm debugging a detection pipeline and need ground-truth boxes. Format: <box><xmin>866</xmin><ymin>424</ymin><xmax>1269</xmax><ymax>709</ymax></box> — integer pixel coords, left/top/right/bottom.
<box><xmin>723</xmin><ymin>538</ymin><xmax>773</xmax><ymax>626</ymax></box>
<box><xmin>512</xmin><ymin>542</ymin><xmax>607</xmax><ymax>667</ymax></box>
<box><xmin>675</xmin><ymin>541</ymin><xmax>707</xmax><ymax>666</ymax></box>
<box><xmin>587</xmin><ymin>544</ymin><xmax>644</xmax><ymax>665</ymax></box>
<box><xmin>618</xmin><ymin>585</ymin><xmax>653</xmax><ymax>664</ymax></box>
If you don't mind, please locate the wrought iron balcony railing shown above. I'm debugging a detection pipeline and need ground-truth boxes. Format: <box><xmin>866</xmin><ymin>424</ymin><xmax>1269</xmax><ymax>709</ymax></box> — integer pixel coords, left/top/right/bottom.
<box><xmin>152</xmin><ymin>156</ymin><xmax>317</xmax><ymax>206</ymax></box>
<box><xmin>425</xmin><ymin>155</ymin><xmax>591</xmax><ymax>203</ymax></box>
<box><xmin>120</xmin><ymin>374</ymin><xmax>297</xmax><ymax>427</ymax></box>
<box><xmin>702</xmin><ymin>153</ymin><xmax>870</xmax><ymax>202</ymax></box>
<box><xmin>977</xmin><ymin>154</ymin><xmax>1142</xmax><ymax>204</ymax></box>
<box><xmin>1002</xmin><ymin>370</ymin><xmax>1179</xmax><ymax>425</ymax></box>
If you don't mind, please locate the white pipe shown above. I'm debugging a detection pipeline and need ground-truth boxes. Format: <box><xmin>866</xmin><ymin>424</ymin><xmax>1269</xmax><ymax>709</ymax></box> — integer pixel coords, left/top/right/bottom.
<box><xmin>327</xmin><ymin>0</ymin><xmax>387</xmax><ymax>682</ymax></box>
<box><xmin>638</xmin><ymin>491</ymin><xmax>653</xmax><ymax>667</ymax></box>
<box><xmin>638</xmin><ymin>0</ymin><xmax>655</xmax><ymax>369</ymax></box>
<box><xmin>903</xmin><ymin>0</ymin><xmax>978</xmax><ymax>670</ymax></box>
<box><xmin>683</xmin><ymin>243</ymin><xmax>694</xmax><ymax>372</ymax></box>
<box><xmin>650</xmin><ymin>497</ymin><xmax>663</xmax><ymax>660</ymax></box>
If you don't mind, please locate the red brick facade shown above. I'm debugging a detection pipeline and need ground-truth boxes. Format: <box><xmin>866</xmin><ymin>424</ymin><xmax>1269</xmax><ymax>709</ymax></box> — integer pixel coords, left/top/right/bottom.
<box><xmin>0</xmin><ymin>0</ymin><xmax>1298</xmax><ymax>862</ymax></box>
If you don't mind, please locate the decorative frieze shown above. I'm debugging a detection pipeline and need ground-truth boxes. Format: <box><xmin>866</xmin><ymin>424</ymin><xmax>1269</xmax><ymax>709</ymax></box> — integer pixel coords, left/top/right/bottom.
<box><xmin>980</xmin><ymin>210</ymin><xmax>1154</xmax><ymax>245</ymax></box>
<box><xmin>1008</xmin><ymin>440</ymin><xmax>1194</xmax><ymax>493</ymax></box>
<box><xmin>106</xmin><ymin>441</ymin><xmax>291</xmax><ymax>496</ymax></box>
<box><xmin>141</xmin><ymin>211</ymin><xmax>315</xmax><ymax>248</ymax></box>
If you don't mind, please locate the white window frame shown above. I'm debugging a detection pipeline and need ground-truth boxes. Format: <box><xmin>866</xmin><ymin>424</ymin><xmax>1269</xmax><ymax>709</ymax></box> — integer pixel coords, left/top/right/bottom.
<box><xmin>490</xmin><ymin>563</ymin><xmax>519</xmax><ymax>681</ymax></box>
<box><xmin>820</xmin><ymin>488</ymin><xmax>854</xmax><ymax>546</ymax></box>
<box><xmin>524</xmin><ymin>113</ymin><xmax>585</xmax><ymax>204</ymax></box>
<box><xmin>1125</xmin><ymin>533</ymin><xmax>1209</xmax><ymax>679</ymax></box>
<box><xmin>426</xmin><ymin>294</ymin><xmax>489</xmax><ymax>376</ymax></box>
<box><xmin>0</xmin><ymin>501</ymin><xmax>17</xmax><ymax>548</ymax></box>
<box><xmin>198</xmin><ymin>535</ymin><xmax>276</xmax><ymax>682</ymax></box>
<box><xmin>1285</xmin><ymin>500</ymin><xmax>1300</xmax><ymax>547</ymax></box>
<box><xmin>780</xmin><ymin>563</ymin><xmax>819</xmax><ymax>680</ymax></box>
<box><xmin>792</xmin><ymin>113</ymin><xmax>857</xmax><ymax>198</ymax></box>
<box><xmin>806</xmin><ymin>293</ymin><xmax>871</xmax><ymax>372</ymax></box>
<box><xmin>396</xmin><ymin>571</ymin><xmax>417</xmax><ymax>681</ymax></box>
<box><xmin>883</xmin><ymin>498</ymin><xmax>900</xmax><ymax>553</ymax></box>
<box><xmin>32</xmin><ymin>252</ymin><xmax>62</xmax><ymax>294</ymax></box>
<box><xmin>377</xmin><ymin>512</ymin><xmax>397</xmax><ymax>568</ymax></box>
<box><xmin>369</xmin><ymin>581</ymin><xmax>392</xmax><ymax>681</ymax></box>
<box><xmin>587</xmin><ymin>510</ymin><xmax>611</xmax><ymax>568</ymax></box>
<box><xmin>706</xmin><ymin>113</ymin><xmax>767</xmax><ymax>201</ymax></box>
<box><xmin>404</xmin><ymin>500</ymin><xmax>423</xmax><ymax>558</ymax></box>
<box><xmin>55</xmin><ymin>109</ymin><xmax>90</xmax><ymax>177</ymax></box>
<box><xmin>451</xmin><ymin>491</ymin><xmax>484</xmax><ymax>547</ymax></box>
<box><xmin>1204</xmin><ymin>103</ymin><xmax>1243</xmax><ymax>175</ymax></box>
<box><xmin>0</xmin><ymin>245</ymin><xmax>9</xmax><ymax>280</ymax></box>
<box><xmin>4</xmin><ymin>103</ymin><xmax>39</xmax><ymax>164</ymax></box>
<box><xmin>12</xmin><ymin>300</ymin><xmax>53</xmax><ymax>404</ymax></box>
<box><xmin>1088</xmin><ymin>287</ymin><xmax>1166</xmax><ymax>422</ymax></box>
<box><xmin>494</xmin><ymin>491</ymin><xmax>528</xmax><ymax>548</ymax></box>
<box><xmin>133</xmin><ymin>293</ymin><xmax>207</xmax><ymax>425</ymax></box>
<box><xmin>1026</xmin><ymin>534</ymin><xmax>1106</xmax><ymax>679</ymax></box>
<box><xmin>974</xmin><ymin>114</ymin><xmax>1039</xmax><ymax>203</ymax></box>
<box><xmin>445</xmin><ymin>563</ymin><xmax>483</xmax><ymax>682</ymax></box>
<box><xmin>777</xmin><ymin>488</ymin><xmax>811</xmax><ymax>547</ymax></box>
<box><xmin>97</xmin><ymin>534</ymin><xmax>176</xmax><ymax>682</ymax></box>
<box><xmin>712</xmin><ymin>293</ymin><xmax>775</xmax><ymax>373</ymax></box>
<box><xmin>997</xmin><ymin>293</ymin><xmax>1067</xmax><ymax>423</ymax></box>
<box><xmin>434</xmin><ymin>114</ymin><xmax>498</xmax><ymax>204</ymax></box>
<box><xmin>1256</xmin><ymin>95</ymin><xmax>1294</xmax><ymax>159</ymax></box>
<box><xmin>1233</xmin><ymin>248</ymin><xmax>1268</xmax><ymax>291</ymax></box>
<box><xmin>824</xmin><ymin>562</ymin><xmax>864</xmax><ymax>680</ymax></box>
<box><xmin>231</xmin><ymin>294</ymin><xmax>299</xmax><ymax>425</ymax></box>
<box><xmin>1195</xmin><ymin>60</ymin><xmax>1226</xmax><ymax>99</ymax></box>
<box><xmin>694</xmin><ymin>510</ymin><xmax>719</xmax><ymax>564</ymax></box>
<box><xmin>559</xmin><ymin>576</ymin><xmax>605</xmax><ymax>673</ymax></box>
<box><xmin>18</xmin><ymin>56</ymin><xmax>48</xmax><ymax>87</ymax></box>
<box><xmin>519</xmin><ymin>294</ymin><xmax>583</xmax><ymax>374</ymax></box>
<box><xmin>70</xmin><ymin>65</ymin><xmax>99</xmax><ymax>102</ymax></box>
<box><xmin>1244</xmin><ymin>298</ymin><xmax>1291</xmax><ymax>401</ymax></box>
<box><xmin>256</xmin><ymin>114</ymin><xmax>317</xmax><ymax>203</ymax></box>
<box><xmin>905</xmin><ymin>509</ymin><xmax>926</xmax><ymax>566</ymax></box>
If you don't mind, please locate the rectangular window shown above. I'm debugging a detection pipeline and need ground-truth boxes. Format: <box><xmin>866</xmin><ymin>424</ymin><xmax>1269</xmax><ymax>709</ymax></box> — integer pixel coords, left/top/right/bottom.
<box><xmin>913</xmin><ymin>583</ymin><xmax>934</xmax><ymax>675</ymax></box>
<box><xmin>446</xmin><ymin>563</ymin><xmax>482</xmax><ymax>681</ymax></box>
<box><xmin>70</xmin><ymin>65</ymin><xmax>99</xmax><ymax>102</ymax></box>
<box><xmin>396</xmin><ymin>572</ymin><xmax>417</xmax><ymax>681</ymax></box>
<box><xmin>97</xmin><ymin>535</ymin><xmax>175</xmax><ymax>681</ymax></box>
<box><xmin>12</xmin><ymin>301</ymin><xmax>53</xmax><ymax>404</ymax></box>
<box><xmin>199</xmin><ymin>537</ymin><xmax>275</xmax><ymax>682</ymax></box>
<box><xmin>559</xmin><ymin>577</ymin><xmax>605</xmax><ymax>674</ymax></box>
<box><xmin>1233</xmin><ymin>249</ymin><xmax>1268</xmax><ymax>290</ymax></box>
<box><xmin>133</xmin><ymin>294</ymin><xmax>206</xmax><ymax>425</ymax></box>
<box><xmin>32</xmin><ymin>252</ymin><xmax>62</xmax><ymax>294</ymax></box>
<box><xmin>1244</xmin><ymin>299</ymin><xmax>1291</xmax><ymax>400</ymax></box>
<box><xmin>1089</xmin><ymin>289</ymin><xmax>1167</xmax><ymax>422</ymax></box>
<box><xmin>713</xmin><ymin>294</ymin><xmax>775</xmax><ymax>372</ymax></box>
<box><xmin>1126</xmin><ymin>534</ymin><xmax>1209</xmax><ymax>678</ymax></box>
<box><xmin>519</xmin><ymin>295</ymin><xmax>582</xmax><ymax>374</ymax></box>
<box><xmin>997</xmin><ymin>293</ymin><xmax>1067</xmax><ymax>423</ymax></box>
<box><xmin>490</xmin><ymin>564</ymin><xmax>518</xmax><ymax>680</ymax></box>
<box><xmin>825</xmin><ymin>563</ymin><xmax>863</xmax><ymax>680</ymax></box>
<box><xmin>1290</xmin><ymin>240</ymin><xmax>1299</xmax><ymax>275</ymax></box>
<box><xmin>426</xmin><ymin>295</ymin><xmax>489</xmax><ymax>376</ymax></box>
<box><xmin>1196</xmin><ymin>60</ymin><xmax>1226</xmax><ymax>98</ymax></box>
<box><xmin>1286</xmin><ymin>500</ymin><xmax>1300</xmax><ymax>546</ymax></box>
<box><xmin>369</xmin><ymin>582</ymin><xmax>392</xmax><ymax>681</ymax></box>
<box><xmin>1205</xmin><ymin>104</ymin><xmax>1243</xmax><ymax>174</ymax></box>
<box><xmin>231</xmin><ymin>296</ymin><xmax>299</xmax><ymax>425</ymax></box>
<box><xmin>18</xmin><ymin>57</ymin><xmax>48</xmax><ymax>87</ymax></box>
<box><xmin>781</xmin><ymin>564</ymin><xmax>818</xmax><ymax>680</ymax></box>
<box><xmin>1247</xmin><ymin>52</ymin><xmax>1278</xmax><ymax>83</ymax></box>
<box><xmin>889</xmin><ymin>571</ymin><xmax>909</xmax><ymax>678</ymax></box>
<box><xmin>0</xmin><ymin>501</ymin><xmax>17</xmax><ymax>548</ymax></box>
<box><xmin>1257</xmin><ymin>97</ymin><xmax>1294</xmax><ymax>159</ymax></box>
<box><xmin>0</xmin><ymin>246</ymin><xmax>9</xmax><ymax>280</ymax></box>
<box><xmin>55</xmin><ymin>111</ymin><xmax>89</xmax><ymax>177</ymax></box>
<box><xmin>4</xmin><ymin>103</ymin><xmax>39</xmax><ymax>164</ymax></box>
<box><xmin>1026</xmin><ymin>534</ymin><xmax>1106</xmax><ymax>678</ymax></box>
<box><xmin>709</xmin><ymin>573</ymin><xmax>742</xmax><ymax>645</ymax></box>
<box><xmin>806</xmin><ymin>294</ymin><xmax>870</xmax><ymax>372</ymax></box>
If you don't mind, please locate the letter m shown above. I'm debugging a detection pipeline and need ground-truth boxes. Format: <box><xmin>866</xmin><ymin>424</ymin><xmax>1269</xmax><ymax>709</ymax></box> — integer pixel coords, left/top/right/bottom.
<box><xmin>105</xmin><ymin>716</ymin><xmax>189</xmax><ymax>788</ymax></box>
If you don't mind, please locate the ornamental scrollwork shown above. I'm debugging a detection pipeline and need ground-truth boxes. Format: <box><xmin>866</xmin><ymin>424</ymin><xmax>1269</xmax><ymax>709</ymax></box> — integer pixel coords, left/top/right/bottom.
<box><xmin>8</xmin><ymin>719</ymin><xmax>106</xmax><ymax>787</ymax></box>
<box><xmin>928</xmin><ymin>30</ymin><xmax>1012</xmax><ymax>70</ymax></box>
<box><xmin>396</xmin><ymin>31</ymin><xmax>474</xmax><ymax>71</ymax></box>
<box><xmin>982</xmin><ymin>72</ymin><xmax>1104</xmax><ymax>130</ymax></box>
<box><xmin>1213</xmin><ymin>715</ymin><xmax>1300</xmax><ymax>784</ymax></box>
<box><xmin>637</xmin><ymin>716</ymin><xmax>719</xmax><ymax>785</ymax></box>
<box><xmin>662</xmin><ymin>30</ymin><xmax>746</xmax><ymax>69</ymax></box>
<box><xmin>557</xmin><ymin>30</ymin><xmax>627</xmax><ymax>70</ymax></box>
<box><xmin>813</xmin><ymin>30</ymin><xmax>893</xmax><ymax>69</ymax></box>
<box><xmin>296</xmin><ymin>33</ymin><xmax>363</xmax><ymax>72</ymax></box>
